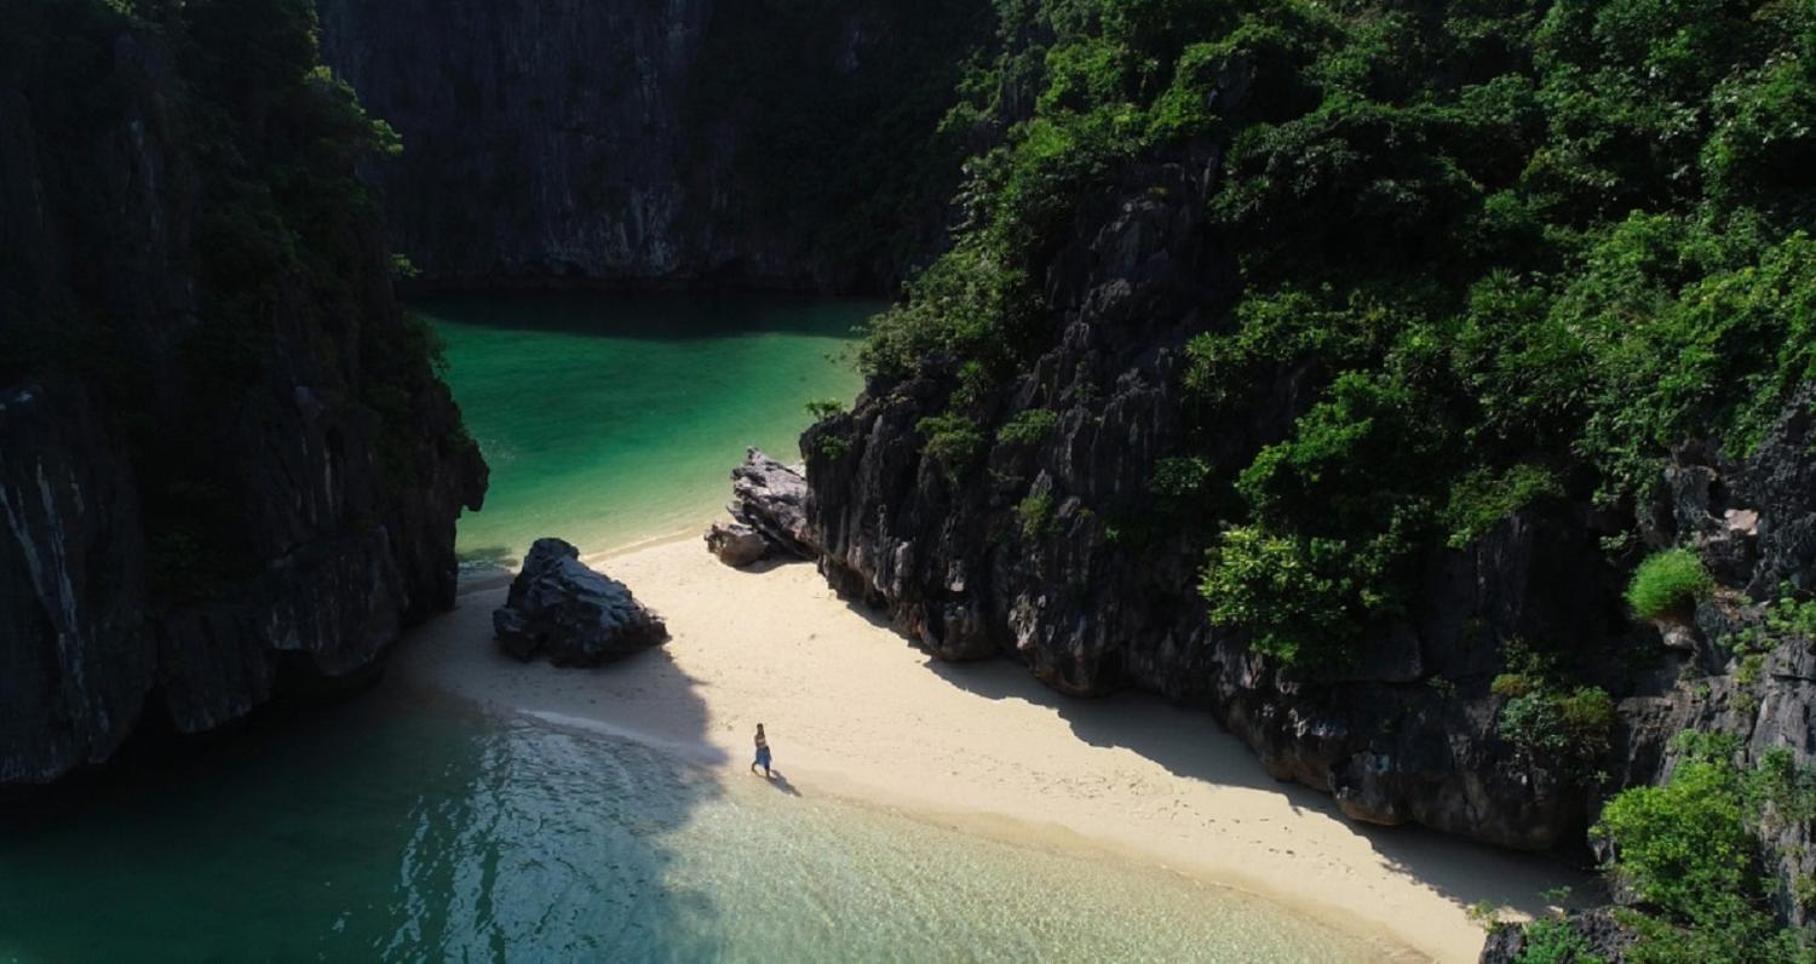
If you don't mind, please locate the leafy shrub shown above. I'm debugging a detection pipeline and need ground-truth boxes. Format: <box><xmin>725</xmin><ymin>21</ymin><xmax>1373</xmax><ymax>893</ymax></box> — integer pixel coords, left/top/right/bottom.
<box><xmin>1492</xmin><ymin>673</ymin><xmax>1538</xmax><ymax>699</ymax></box>
<box><xmin>1150</xmin><ymin>456</ymin><xmax>1211</xmax><ymax>498</ymax></box>
<box><xmin>1498</xmin><ymin>685</ymin><xmax>1616</xmax><ymax>765</ymax></box>
<box><xmin>1515</xmin><ymin>917</ymin><xmax>1605</xmax><ymax>964</ymax></box>
<box><xmin>1594</xmin><ymin>749</ymin><xmax>1812</xmax><ymax>963</ymax></box>
<box><xmin>805</xmin><ymin>399</ymin><xmax>847</xmax><ymax>420</ymax></box>
<box><xmin>1200</xmin><ymin>525</ymin><xmax>1391</xmax><ymax>663</ymax></box>
<box><xmin>916</xmin><ymin>413</ymin><xmax>986</xmax><ymax>471</ymax></box>
<box><xmin>1016</xmin><ymin>491</ymin><xmax>1056</xmax><ymax>540</ymax></box>
<box><xmin>1765</xmin><ymin>590</ymin><xmax>1816</xmax><ymax>639</ymax></box>
<box><xmin>999</xmin><ymin>409</ymin><xmax>1059</xmax><ymax>445</ymax></box>
<box><xmin>1795</xmin><ymin>875</ymin><xmax>1816</xmax><ymax>914</ymax></box>
<box><xmin>811</xmin><ymin>433</ymin><xmax>850</xmax><ymax>461</ymax></box>
<box><xmin>1444</xmin><ymin>464</ymin><xmax>1564</xmax><ymax>549</ymax></box>
<box><xmin>1625</xmin><ymin>549</ymin><xmax>1713</xmax><ymax>621</ymax></box>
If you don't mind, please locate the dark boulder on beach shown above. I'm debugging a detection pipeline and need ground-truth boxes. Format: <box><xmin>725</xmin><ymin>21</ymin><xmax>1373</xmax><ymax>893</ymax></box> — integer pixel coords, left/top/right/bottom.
<box><xmin>494</xmin><ymin>539</ymin><xmax>669</xmax><ymax>666</ymax></box>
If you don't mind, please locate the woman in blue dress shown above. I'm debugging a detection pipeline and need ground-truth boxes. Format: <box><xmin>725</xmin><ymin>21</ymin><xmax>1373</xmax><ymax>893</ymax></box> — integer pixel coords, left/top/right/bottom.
<box><xmin>751</xmin><ymin>723</ymin><xmax>772</xmax><ymax>778</ymax></box>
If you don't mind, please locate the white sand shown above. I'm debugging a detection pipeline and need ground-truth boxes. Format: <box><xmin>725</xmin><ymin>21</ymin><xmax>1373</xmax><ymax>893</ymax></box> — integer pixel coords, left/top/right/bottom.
<box><xmin>395</xmin><ymin>534</ymin><xmax>1583</xmax><ymax>962</ymax></box>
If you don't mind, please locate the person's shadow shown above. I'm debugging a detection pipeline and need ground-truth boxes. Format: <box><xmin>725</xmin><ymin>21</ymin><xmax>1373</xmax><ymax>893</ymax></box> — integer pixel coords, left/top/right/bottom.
<box><xmin>758</xmin><ymin>770</ymin><xmax>802</xmax><ymax>797</ymax></box>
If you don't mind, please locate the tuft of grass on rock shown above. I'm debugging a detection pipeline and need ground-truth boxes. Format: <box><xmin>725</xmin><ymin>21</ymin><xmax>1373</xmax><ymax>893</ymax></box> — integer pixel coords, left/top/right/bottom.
<box><xmin>1625</xmin><ymin>548</ymin><xmax>1713</xmax><ymax>621</ymax></box>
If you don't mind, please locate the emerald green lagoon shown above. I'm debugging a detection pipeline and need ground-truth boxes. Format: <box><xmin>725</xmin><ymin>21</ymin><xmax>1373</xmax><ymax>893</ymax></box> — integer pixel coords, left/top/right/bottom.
<box><xmin>0</xmin><ymin>295</ymin><xmax>1412</xmax><ymax>963</ymax></box>
<box><xmin>422</xmin><ymin>293</ymin><xmax>871</xmax><ymax>565</ymax></box>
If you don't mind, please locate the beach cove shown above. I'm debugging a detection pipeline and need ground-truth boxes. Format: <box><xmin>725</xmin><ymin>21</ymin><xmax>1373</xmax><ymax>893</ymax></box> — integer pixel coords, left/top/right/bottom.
<box><xmin>394</xmin><ymin>533</ymin><xmax>1582</xmax><ymax>963</ymax></box>
<box><xmin>421</xmin><ymin>292</ymin><xmax>1585</xmax><ymax>961</ymax></box>
<box><xmin>0</xmin><ymin>294</ymin><xmax>1580</xmax><ymax>962</ymax></box>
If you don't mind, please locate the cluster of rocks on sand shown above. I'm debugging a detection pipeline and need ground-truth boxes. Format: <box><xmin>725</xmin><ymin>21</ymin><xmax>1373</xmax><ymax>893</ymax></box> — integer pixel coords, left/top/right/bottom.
<box><xmin>490</xmin><ymin>450</ymin><xmax>810</xmax><ymax>665</ymax></box>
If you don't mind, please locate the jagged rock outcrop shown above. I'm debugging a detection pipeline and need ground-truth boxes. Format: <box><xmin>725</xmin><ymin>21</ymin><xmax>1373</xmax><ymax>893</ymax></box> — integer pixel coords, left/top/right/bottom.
<box><xmin>704</xmin><ymin>522</ymin><xmax>769</xmax><ymax>569</ymax></box>
<box><xmin>0</xmin><ymin>6</ymin><xmax>486</xmax><ymax>785</ymax></box>
<box><xmin>727</xmin><ymin>449</ymin><xmax>816</xmax><ymax>560</ymax></box>
<box><xmin>314</xmin><ymin>0</ymin><xmax>984</xmax><ymax>292</ymax></box>
<box><xmin>803</xmin><ymin>148</ymin><xmax>1631</xmax><ymax>850</ymax></box>
<box><xmin>493</xmin><ymin>539</ymin><xmax>668</xmax><ymax>665</ymax></box>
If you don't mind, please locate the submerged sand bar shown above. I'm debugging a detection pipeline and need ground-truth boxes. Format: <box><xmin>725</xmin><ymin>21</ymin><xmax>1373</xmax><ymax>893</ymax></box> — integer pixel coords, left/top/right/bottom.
<box><xmin>397</xmin><ymin>535</ymin><xmax>1583</xmax><ymax>963</ymax></box>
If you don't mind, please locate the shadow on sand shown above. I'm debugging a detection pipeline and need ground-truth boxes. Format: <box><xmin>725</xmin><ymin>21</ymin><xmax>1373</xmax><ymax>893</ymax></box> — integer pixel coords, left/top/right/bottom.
<box><xmin>837</xmin><ymin>592</ymin><xmax>1592</xmax><ymax>923</ymax></box>
<box><xmin>758</xmin><ymin>770</ymin><xmax>804</xmax><ymax>797</ymax></box>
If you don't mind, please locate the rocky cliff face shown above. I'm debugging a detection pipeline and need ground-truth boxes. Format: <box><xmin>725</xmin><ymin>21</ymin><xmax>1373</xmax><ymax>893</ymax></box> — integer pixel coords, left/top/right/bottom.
<box><xmin>803</xmin><ymin>137</ymin><xmax>1816</xmax><ymax>867</ymax></box>
<box><xmin>315</xmin><ymin>0</ymin><xmax>984</xmax><ymax>293</ymax></box>
<box><xmin>1596</xmin><ymin>396</ymin><xmax>1816</xmax><ymax>934</ymax></box>
<box><xmin>1470</xmin><ymin>394</ymin><xmax>1816</xmax><ymax>960</ymax></box>
<box><xmin>803</xmin><ymin>148</ymin><xmax>1624</xmax><ymax>849</ymax></box>
<box><xmin>0</xmin><ymin>4</ymin><xmax>486</xmax><ymax>786</ymax></box>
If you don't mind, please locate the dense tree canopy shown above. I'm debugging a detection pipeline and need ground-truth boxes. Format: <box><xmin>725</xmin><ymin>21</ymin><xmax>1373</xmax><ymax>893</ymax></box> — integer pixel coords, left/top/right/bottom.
<box><xmin>865</xmin><ymin>0</ymin><xmax>1816</xmax><ymax>664</ymax></box>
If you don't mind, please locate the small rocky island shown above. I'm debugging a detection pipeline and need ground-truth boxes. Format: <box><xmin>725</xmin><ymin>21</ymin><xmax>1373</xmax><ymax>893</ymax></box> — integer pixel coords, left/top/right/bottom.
<box><xmin>493</xmin><ymin>539</ymin><xmax>669</xmax><ymax>666</ymax></box>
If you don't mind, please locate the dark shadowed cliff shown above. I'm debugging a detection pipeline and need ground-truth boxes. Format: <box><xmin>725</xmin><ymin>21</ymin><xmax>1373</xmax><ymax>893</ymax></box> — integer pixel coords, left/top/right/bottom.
<box><xmin>315</xmin><ymin>0</ymin><xmax>989</xmax><ymax>293</ymax></box>
<box><xmin>0</xmin><ymin>0</ymin><xmax>485</xmax><ymax>785</ymax></box>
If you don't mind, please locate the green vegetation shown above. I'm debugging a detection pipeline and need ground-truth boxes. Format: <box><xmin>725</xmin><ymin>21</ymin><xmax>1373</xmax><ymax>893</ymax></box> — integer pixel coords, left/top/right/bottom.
<box><xmin>999</xmin><ymin>408</ymin><xmax>1059</xmax><ymax>445</ymax></box>
<box><xmin>1594</xmin><ymin>735</ymin><xmax>1816</xmax><ymax>963</ymax></box>
<box><xmin>1444</xmin><ymin>464</ymin><xmax>1564</xmax><ymax>549</ymax></box>
<box><xmin>1150</xmin><ymin>456</ymin><xmax>1212</xmax><ymax>498</ymax></box>
<box><xmin>1016</xmin><ymin>490</ymin><xmax>1056</xmax><ymax>540</ymax></box>
<box><xmin>1626</xmin><ymin>549</ymin><xmax>1714</xmax><ymax>621</ymax></box>
<box><xmin>1497</xmin><ymin>685</ymin><xmax>1616</xmax><ymax>770</ymax></box>
<box><xmin>1491</xmin><ymin>643</ymin><xmax>1616</xmax><ymax>774</ymax></box>
<box><xmin>1766</xmin><ymin>589</ymin><xmax>1816</xmax><ymax>639</ymax></box>
<box><xmin>811</xmin><ymin>432</ymin><xmax>852</xmax><ymax>462</ymax></box>
<box><xmin>805</xmin><ymin>399</ymin><xmax>848</xmax><ymax>420</ymax></box>
<box><xmin>1514</xmin><ymin>917</ymin><xmax>1605</xmax><ymax>964</ymax></box>
<box><xmin>916</xmin><ymin>412</ymin><xmax>987</xmax><ymax>473</ymax></box>
<box><xmin>859</xmin><ymin>0</ymin><xmax>1816</xmax><ymax>666</ymax></box>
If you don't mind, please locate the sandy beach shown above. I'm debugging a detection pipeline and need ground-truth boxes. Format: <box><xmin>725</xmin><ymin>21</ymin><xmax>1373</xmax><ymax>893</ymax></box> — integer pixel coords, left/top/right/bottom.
<box><xmin>396</xmin><ymin>533</ymin><xmax>1583</xmax><ymax>963</ymax></box>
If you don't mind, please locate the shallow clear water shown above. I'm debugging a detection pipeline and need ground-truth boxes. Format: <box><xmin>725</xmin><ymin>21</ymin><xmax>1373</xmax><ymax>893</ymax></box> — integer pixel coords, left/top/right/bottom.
<box><xmin>0</xmin><ymin>690</ymin><xmax>1402</xmax><ymax>962</ymax></box>
<box><xmin>0</xmin><ymin>294</ymin><xmax>1414</xmax><ymax>962</ymax></box>
<box><xmin>421</xmin><ymin>293</ymin><xmax>871</xmax><ymax>564</ymax></box>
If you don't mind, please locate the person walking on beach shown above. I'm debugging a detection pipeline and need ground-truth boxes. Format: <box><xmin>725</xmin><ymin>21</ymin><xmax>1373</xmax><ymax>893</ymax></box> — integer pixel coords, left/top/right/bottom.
<box><xmin>751</xmin><ymin>723</ymin><xmax>772</xmax><ymax>778</ymax></box>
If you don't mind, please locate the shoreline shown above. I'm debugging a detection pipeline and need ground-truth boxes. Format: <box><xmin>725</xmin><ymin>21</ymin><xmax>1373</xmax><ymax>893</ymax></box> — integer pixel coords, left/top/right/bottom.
<box><xmin>405</xmin><ymin>532</ymin><xmax>1585</xmax><ymax>962</ymax></box>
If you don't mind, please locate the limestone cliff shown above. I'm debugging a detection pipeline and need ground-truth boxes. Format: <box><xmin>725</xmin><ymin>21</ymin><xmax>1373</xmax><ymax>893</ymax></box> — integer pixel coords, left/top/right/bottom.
<box><xmin>0</xmin><ymin>1</ymin><xmax>486</xmax><ymax>785</ymax></box>
<box><xmin>802</xmin><ymin>149</ymin><xmax>1816</xmax><ymax>873</ymax></box>
<box><xmin>315</xmin><ymin>0</ymin><xmax>987</xmax><ymax>292</ymax></box>
<box><xmin>802</xmin><ymin>147</ymin><xmax>1630</xmax><ymax>850</ymax></box>
<box><xmin>805</xmin><ymin>145</ymin><xmax>1816</xmax><ymax>963</ymax></box>
<box><xmin>797</xmin><ymin>10</ymin><xmax>1816</xmax><ymax>920</ymax></box>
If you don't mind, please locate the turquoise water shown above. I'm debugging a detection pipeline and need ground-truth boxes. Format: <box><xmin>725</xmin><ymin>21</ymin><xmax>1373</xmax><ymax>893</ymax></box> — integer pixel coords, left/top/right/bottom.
<box><xmin>420</xmin><ymin>293</ymin><xmax>870</xmax><ymax>564</ymax></box>
<box><xmin>0</xmin><ymin>686</ymin><xmax>1402</xmax><ymax>962</ymax></box>
<box><xmin>0</xmin><ymin>295</ymin><xmax>1413</xmax><ymax>962</ymax></box>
